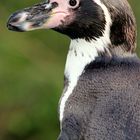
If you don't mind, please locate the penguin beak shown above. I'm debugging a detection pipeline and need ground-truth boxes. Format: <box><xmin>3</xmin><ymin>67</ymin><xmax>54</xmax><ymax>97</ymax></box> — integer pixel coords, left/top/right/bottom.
<box><xmin>7</xmin><ymin>0</ymin><xmax>70</xmax><ymax>32</ymax></box>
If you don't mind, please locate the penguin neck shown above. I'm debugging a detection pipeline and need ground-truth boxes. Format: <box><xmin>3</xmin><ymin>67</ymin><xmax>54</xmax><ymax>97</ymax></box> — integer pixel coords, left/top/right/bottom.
<box><xmin>64</xmin><ymin>38</ymin><xmax>110</xmax><ymax>85</ymax></box>
<box><xmin>59</xmin><ymin>38</ymin><xmax>110</xmax><ymax>122</ymax></box>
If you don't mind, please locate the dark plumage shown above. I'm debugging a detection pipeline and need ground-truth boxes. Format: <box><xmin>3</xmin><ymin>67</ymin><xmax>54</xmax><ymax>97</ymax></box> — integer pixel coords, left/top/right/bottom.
<box><xmin>60</xmin><ymin>56</ymin><xmax>140</xmax><ymax>140</ymax></box>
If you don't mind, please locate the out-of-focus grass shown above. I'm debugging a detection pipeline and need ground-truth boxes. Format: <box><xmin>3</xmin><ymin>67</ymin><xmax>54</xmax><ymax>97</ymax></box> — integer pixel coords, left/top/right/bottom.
<box><xmin>0</xmin><ymin>0</ymin><xmax>140</xmax><ymax>140</ymax></box>
<box><xmin>0</xmin><ymin>1</ymin><xmax>69</xmax><ymax>139</ymax></box>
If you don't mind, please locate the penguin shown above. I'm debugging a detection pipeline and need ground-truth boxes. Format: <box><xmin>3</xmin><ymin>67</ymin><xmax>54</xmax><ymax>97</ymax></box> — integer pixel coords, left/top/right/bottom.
<box><xmin>7</xmin><ymin>0</ymin><xmax>140</xmax><ymax>139</ymax></box>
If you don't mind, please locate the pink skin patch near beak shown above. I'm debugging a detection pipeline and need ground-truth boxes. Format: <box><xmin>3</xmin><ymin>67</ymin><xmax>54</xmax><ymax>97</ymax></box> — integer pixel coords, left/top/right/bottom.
<box><xmin>43</xmin><ymin>12</ymin><xmax>69</xmax><ymax>29</ymax></box>
<box><xmin>43</xmin><ymin>0</ymin><xmax>71</xmax><ymax>29</ymax></box>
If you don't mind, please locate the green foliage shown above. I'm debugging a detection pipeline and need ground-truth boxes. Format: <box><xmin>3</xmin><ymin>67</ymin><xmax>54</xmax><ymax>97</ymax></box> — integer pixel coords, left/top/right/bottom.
<box><xmin>0</xmin><ymin>0</ymin><xmax>139</xmax><ymax>139</ymax></box>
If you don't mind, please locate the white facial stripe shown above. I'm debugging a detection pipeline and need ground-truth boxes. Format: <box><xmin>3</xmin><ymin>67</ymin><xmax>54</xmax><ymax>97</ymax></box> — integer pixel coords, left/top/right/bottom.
<box><xmin>94</xmin><ymin>0</ymin><xmax>112</xmax><ymax>42</ymax></box>
<box><xmin>59</xmin><ymin>0</ymin><xmax>112</xmax><ymax>122</ymax></box>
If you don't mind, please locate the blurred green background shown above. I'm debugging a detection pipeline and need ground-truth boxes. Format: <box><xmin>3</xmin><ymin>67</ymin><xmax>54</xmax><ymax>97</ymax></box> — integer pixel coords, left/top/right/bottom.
<box><xmin>0</xmin><ymin>0</ymin><xmax>139</xmax><ymax>140</ymax></box>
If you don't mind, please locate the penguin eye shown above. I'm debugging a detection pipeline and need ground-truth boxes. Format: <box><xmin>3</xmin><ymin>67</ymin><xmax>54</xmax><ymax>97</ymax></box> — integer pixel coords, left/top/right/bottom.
<box><xmin>69</xmin><ymin>0</ymin><xmax>79</xmax><ymax>8</ymax></box>
<box><xmin>69</xmin><ymin>0</ymin><xmax>77</xmax><ymax>6</ymax></box>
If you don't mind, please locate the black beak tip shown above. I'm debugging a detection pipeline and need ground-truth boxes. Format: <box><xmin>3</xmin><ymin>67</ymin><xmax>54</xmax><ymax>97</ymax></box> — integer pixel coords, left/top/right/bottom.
<box><xmin>7</xmin><ymin>22</ymin><xmax>24</xmax><ymax>32</ymax></box>
<box><xmin>7</xmin><ymin>14</ymin><xmax>25</xmax><ymax>32</ymax></box>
